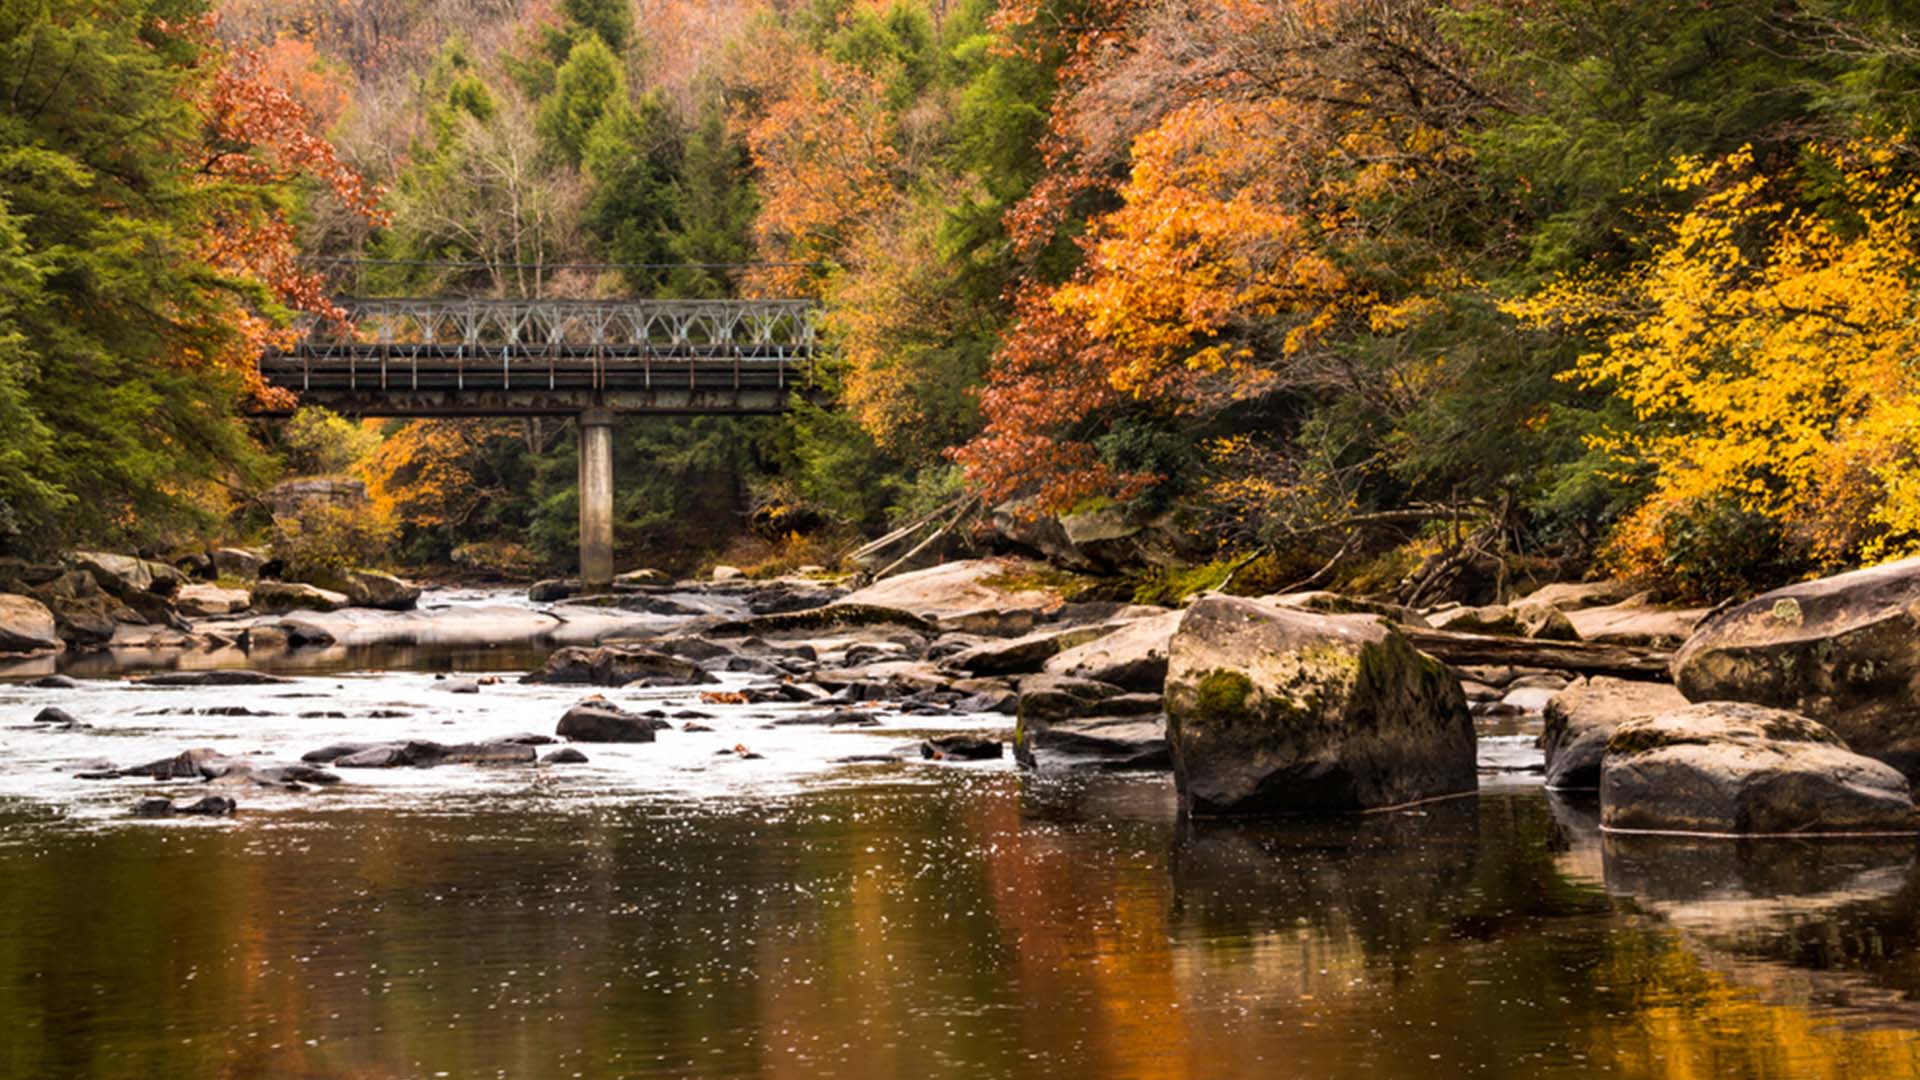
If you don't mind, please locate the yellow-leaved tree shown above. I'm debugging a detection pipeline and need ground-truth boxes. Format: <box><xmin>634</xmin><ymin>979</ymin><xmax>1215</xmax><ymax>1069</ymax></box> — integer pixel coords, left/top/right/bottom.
<box><xmin>1507</xmin><ymin>139</ymin><xmax>1920</xmax><ymax>590</ymax></box>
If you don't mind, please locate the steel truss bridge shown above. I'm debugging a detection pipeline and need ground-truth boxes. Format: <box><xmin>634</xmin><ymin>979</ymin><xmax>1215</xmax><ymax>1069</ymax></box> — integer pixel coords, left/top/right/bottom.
<box><xmin>256</xmin><ymin>295</ymin><xmax>820</xmax><ymax>586</ymax></box>
<box><xmin>257</xmin><ymin>297</ymin><xmax>818</xmax><ymax>417</ymax></box>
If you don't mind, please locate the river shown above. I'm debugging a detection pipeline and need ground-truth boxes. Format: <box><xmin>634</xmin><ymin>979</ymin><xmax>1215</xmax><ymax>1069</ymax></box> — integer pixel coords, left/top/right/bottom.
<box><xmin>1</xmin><ymin>591</ymin><xmax>1918</xmax><ymax>1078</ymax></box>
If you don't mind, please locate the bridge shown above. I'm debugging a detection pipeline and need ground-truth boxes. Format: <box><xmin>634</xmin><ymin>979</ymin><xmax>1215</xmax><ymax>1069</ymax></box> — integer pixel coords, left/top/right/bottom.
<box><xmin>258</xmin><ymin>295</ymin><xmax>819</xmax><ymax>588</ymax></box>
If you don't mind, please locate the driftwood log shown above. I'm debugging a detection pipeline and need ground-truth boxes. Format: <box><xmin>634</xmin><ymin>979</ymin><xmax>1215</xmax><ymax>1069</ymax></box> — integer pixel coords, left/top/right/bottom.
<box><xmin>1398</xmin><ymin>626</ymin><xmax>1671</xmax><ymax>679</ymax></box>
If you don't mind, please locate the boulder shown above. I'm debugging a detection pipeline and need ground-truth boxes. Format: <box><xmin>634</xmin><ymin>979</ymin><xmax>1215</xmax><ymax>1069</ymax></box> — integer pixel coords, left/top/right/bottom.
<box><xmin>1671</xmin><ymin>556</ymin><xmax>1920</xmax><ymax>778</ymax></box>
<box><xmin>1041</xmin><ymin>609</ymin><xmax>1182</xmax><ymax>691</ymax></box>
<box><xmin>301</xmin><ymin>568</ymin><xmax>420</xmax><ymax>611</ymax></box>
<box><xmin>937</xmin><ymin>623</ymin><xmax>1117</xmax><ymax>677</ymax></box>
<box><xmin>0</xmin><ymin>593</ymin><xmax>61</xmax><ymax>653</ymax></box>
<box><xmin>542</xmin><ymin>747</ymin><xmax>590</xmax><ymax>764</ymax></box>
<box><xmin>210</xmin><ymin>547</ymin><xmax>268</xmax><ymax>582</ymax></box>
<box><xmin>1164</xmin><ymin>595</ymin><xmax>1474</xmax><ymax>815</ymax></box>
<box><xmin>712</xmin><ymin>565</ymin><xmax>744</xmax><ymax>582</ymax></box>
<box><xmin>1515</xmin><ymin>579</ymin><xmax>1632</xmax><ymax>612</ymax></box>
<box><xmin>1428</xmin><ymin>602</ymin><xmax>1579</xmax><ymax>641</ymax></box>
<box><xmin>1014</xmin><ymin>673</ymin><xmax>1127</xmax><ymax>727</ymax></box>
<box><xmin>529</xmin><ymin>578</ymin><xmax>581</xmax><ymax>603</ymax></box>
<box><xmin>921</xmin><ymin>735</ymin><xmax>1003</xmax><ymax>761</ymax></box>
<box><xmin>252</xmin><ymin>581</ymin><xmax>349</xmax><ymax>614</ymax></box>
<box><xmin>1600</xmin><ymin>702</ymin><xmax>1919</xmax><ymax>835</ymax></box>
<box><xmin>67</xmin><ymin>552</ymin><xmax>153</xmax><ymax>599</ymax></box>
<box><xmin>1568</xmin><ymin>594</ymin><xmax>1707</xmax><ymax>647</ymax></box>
<box><xmin>992</xmin><ymin>503</ymin><xmax>1207</xmax><ymax>573</ymax></box>
<box><xmin>839</xmin><ymin>559</ymin><xmax>1067</xmax><ymax>620</ymax></box>
<box><xmin>174</xmin><ymin>584</ymin><xmax>251</xmax><ymax>618</ymax></box>
<box><xmin>1541</xmin><ymin>677</ymin><xmax>1690</xmax><ymax>790</ymax></box>
<box><xmin>332</xmin><ymin>740</ymin><xmax>535</xmax><ymax>768</ymax></box>
<box><xmin>32</xmin><ymin>706</ymin><xmax>83</xmax><ymax>726</ymax></box>
<box><xmin>522</xmin><ymin>646</ymin><xmax>718</xmax><ymax>687</ymax></box>
<box><xmin>132</xmin><ymin>795</ymin><xmax>236</xmax><ymax>818</ymax></box>
<box><xmin>1014</xmin><ymin>715</ymin><xmax>1170</xmax><ymax>770</ymax></box>
<box><xmin>555</xmin><ymin>697</ymin><xmax>671</xmax><ymax>742</ymax></box>
<box><xmin>614</xmin><ymin>568</ymin><xmax>668</xmax><ymax>587</ymax></box>
<box><xmin>29</xmin><ymin>571</ymin><xmax>139</xmax><ymax>646</ymax></box>
<box><xmin>267</xmin><ymin>477</ymin><xmax>366</xmax><ymax>516</ymax></box>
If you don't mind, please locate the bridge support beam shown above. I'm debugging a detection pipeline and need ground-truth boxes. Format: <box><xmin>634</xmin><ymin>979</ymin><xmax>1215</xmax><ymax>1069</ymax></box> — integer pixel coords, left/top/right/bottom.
<box><xmin>577</xmin><ymin>408</ymin><xmax>615</xmax><ymax>589</ymax></box>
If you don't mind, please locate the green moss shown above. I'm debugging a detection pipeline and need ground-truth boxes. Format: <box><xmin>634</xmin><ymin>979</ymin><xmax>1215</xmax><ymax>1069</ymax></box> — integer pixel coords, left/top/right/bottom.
<box><xmin>1193</xmin><ymin>669</ymin><xmax>1255</xmax><ymax>725</ymax></box>
<box><xmin>981</xmin><ymin>566</ymin><xmax>1118</xmax><ymax>602</ymax></box>
<box><xmin>1131</xmin><ymin>561</ymin><xmax>1232</xmax><ymax>605</ymax></box>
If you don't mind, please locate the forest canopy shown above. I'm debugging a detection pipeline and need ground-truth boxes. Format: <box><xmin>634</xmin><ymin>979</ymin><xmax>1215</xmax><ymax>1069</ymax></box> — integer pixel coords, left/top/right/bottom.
<box><xmin>6</xmin><ymin>0</ymin><xmax>1920</xmax><ymax>599</ymax></box>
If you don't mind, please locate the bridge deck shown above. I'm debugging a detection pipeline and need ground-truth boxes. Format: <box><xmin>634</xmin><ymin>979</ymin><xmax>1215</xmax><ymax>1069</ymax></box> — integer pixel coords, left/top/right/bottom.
<box><xmin>258</xmin><ymin>297</ymin><xmax>818</xmax><ymax>416</ymax></box>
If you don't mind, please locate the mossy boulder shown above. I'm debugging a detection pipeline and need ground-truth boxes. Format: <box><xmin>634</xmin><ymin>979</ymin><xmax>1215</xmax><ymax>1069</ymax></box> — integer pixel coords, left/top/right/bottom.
<box><xmin>301</xmin><ymin>568</ymin><xmax>421</xmax><ymax>611</ymax></box>
<box><xmin>1600</xmin><ymin>702</ymin><xmax>1918</xmax><ymax>835</ymax></box>
<box><xmin>1164</xmin><ymin>595</ymin><xmax>1474</xmax><ymax>815</ymax></box>
<box><xmin>1672</xmin><ymin>555</ymin><xmax>1920</xmax><ymax>779</ymax></box>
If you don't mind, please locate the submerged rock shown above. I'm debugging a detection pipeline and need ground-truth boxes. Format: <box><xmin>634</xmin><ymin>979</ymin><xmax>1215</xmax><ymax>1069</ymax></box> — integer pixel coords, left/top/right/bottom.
<box><xmin>1164</xmin><ymin>596</ymin><xmax>1474</xmax><ymax>815</ymax></box>
<box><xmin>555</xmin><ymin>697</ymin><xmax>670</xmax><ymax>742</ymax></box>
<box><xmin>0</xmin><ymin>593</ymin><xmax>61</xmax><ymax>654</ymax></box>
<box><xmin>522</xmin><ymin>645</ymin><xmax>718</xmax><ymax>687</ymax></box>
<box><xmin>31</xmin><ymin>706</ymin><xmax>83</xmax><ymax>727</ymax></box>
<box><xmin>1600</xmin><ymin>702</ymin><xmax>1919</xmax><ymax>835</ymax></box>
<box><xmin>1014</xmin><ymin>715</ymin><xmax>1170</xmax><ymax>771</ymax></box>
<box><xmin>921</xmin><ymin>734</ymin><xmax>1003</xmax><ymax>761</ymax></box>
<box><xmin>132</xmin><ymin>795</ymin><xmax>236</xmax><ymax>818</ymax></box>
<box><xmin>1541</xmin><ymin>677</ymin><xmax>1689</xmax><ymax>790</ymax></box>
<box><xmin>135</xmin><ymin>670</ymin><xmax>290</xmax><ymax>687</ymax></box>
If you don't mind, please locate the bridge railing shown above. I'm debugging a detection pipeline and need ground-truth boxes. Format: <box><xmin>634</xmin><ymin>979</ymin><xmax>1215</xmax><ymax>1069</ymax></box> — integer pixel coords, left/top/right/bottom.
<box><xmin>290</xmin><ymin>297</ymin><xmax>817</xmax><ymax>353</ymax></box>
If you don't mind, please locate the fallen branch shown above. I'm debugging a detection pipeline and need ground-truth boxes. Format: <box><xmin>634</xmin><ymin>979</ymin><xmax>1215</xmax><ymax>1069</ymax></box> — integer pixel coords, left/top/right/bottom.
<box><xmin>1397</xmin><ymin>626</ymin><xmax>1672</xmax><ymax>679</ymax></box>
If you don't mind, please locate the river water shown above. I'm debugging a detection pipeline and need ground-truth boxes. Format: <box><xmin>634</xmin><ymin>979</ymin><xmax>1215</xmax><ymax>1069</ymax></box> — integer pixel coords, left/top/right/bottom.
<box><xmin>2</xmin><ymin>592</ymin><xmax>1919</xmax><ymax>1077</ymax></box>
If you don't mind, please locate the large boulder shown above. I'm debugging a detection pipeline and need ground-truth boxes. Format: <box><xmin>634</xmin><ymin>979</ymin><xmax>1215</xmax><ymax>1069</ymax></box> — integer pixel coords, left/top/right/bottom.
<box><xmin>29</xmin><ymin>571</ymin><xmax>140</xmax><ymax>646</ymax></box>
<box><xmin>67</xmin><ymin>552</ymin><xmax>154</xmax><ymax>599</ymax></box>
<box><xmin>174</xmin><ymin>584</ymin><xmax>251</xmax><ymax>618</ymax></box>
<box><xmin>251</xmin><ymin>581</ymin><xmax>349</xmax><ymax>614</ymax></box>
<box><xmin>1600</xmin><ymin>702</ymin><xmax>1918</xmax><ymax>835</ymax></box>
<box><xmin>991</xmin><ymin>503</ymin><xmax>1207</xmax><ymax>573</ymax></box>
<box><xmin>522</xmin><ymin>645</ymin><xmax>718</xmax><ymax>687</ymax></box>
<box><xmin>302</xmin><ymin>568</ymin><xmax>421</xmax><ymax>611</ymax></box>
<box><xmin>1672</xmin><ymin>556</ymin><xmax>1920</xmax><ymax>778</ymax></box>
<box><xmin>1541</xmin><ymin>676</ymin><xmax>1689</xmax><ymax>790</ymax></box>
<box><xmin>0</xmin><ymin>594</ymin><xmax>61</xmax><ymax>653</ymax></box>
<box><xmin>210</xmin><ymin>547</ymin><xmax>268</xmax><ymax>582</ymax></box>
<box><xmin>1041</xmin><ymin>609</ymin><xmax>1182</xmax><ymax>691</ymax></box>
<box><xmin>837</xmin><ymin>559</ymin><xmax>1066</xmax><ymax>622</ymax></box>
<box><xmin>555</xmin><ymin>697</ymin><xmax>670</xmax><ymax>742</ymax></box>
<box><xmin>1164</xmin><ymin>595</ymin><xmax>1474</xmax><ymax>815</ymax></box>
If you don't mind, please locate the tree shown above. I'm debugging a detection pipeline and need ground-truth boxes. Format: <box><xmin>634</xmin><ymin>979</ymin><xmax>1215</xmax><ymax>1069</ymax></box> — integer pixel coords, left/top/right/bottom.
<box><xmin>1507</xmin><ymin>138</ymin><xmax>1920</xmax><ymax>597</ymax></box>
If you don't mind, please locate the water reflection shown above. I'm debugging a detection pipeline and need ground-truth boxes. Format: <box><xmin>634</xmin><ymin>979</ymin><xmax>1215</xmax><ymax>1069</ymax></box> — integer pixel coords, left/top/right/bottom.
<box><xmin>1</xmin><ymin>781</ymin><xmax>1919</xmax><ymax>1077</ymax></box>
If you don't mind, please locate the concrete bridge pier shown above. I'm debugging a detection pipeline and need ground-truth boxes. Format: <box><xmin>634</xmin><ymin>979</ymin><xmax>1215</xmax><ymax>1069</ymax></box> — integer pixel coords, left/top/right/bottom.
<box><xmin>577</xmin><ymin>407</ymin><xmax>615</xmax><ymax>588</ymax></box>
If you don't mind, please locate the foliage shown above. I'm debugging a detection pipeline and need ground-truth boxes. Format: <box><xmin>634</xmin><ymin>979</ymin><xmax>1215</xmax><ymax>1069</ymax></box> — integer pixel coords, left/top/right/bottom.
<box><xmin>1508</xmin><ymin>138</ymin><xmax>1920</xmax><ymax>594</ymax></box>
<box><xmin>271</xmin><ymin>501</ymin><xmax>399</xmax><ymax>575</ymax></box>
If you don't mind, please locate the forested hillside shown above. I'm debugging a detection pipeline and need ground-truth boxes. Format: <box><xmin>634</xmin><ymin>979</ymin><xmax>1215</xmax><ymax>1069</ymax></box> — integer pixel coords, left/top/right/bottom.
<box><xmin>8</xmin><ymin>0</ymin><xmax>1920</xmax><ymax>601</ymax></box>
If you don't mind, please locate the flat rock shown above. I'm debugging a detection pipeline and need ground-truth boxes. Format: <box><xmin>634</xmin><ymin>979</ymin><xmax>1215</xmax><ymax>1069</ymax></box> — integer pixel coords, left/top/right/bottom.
<box><xmin>1516</xmin><ymin>579</ymin><xmax>1633</xmax><ymax>612</ymax></box>
<box><xmin>1601</xmin><ymin>702</ymin><xmax>1919</xmax><ymax>835</ymax></box>
<box><xmin>134</xmin><ymin>670</ymin><xmax>290</xmax><ymax>687</ymax></box>
<box><xmin>1568</xmin><ymin>594</ymin><xmax>1706</xmax><ymax>647</ymax></box>
<box><xmin>838</xmin><ymin>559</ymin><xmax>1067</xmax><ymax>620</ymax></box>
<box><xmin>252</xmin><ymin>582</ymin><xmax>349</xmax><ymax>615</ymax></box>
<box><xmin>522</xmin><ymin>645</ymin><xmax>717</xmax><ymax>687</ymax></box>
<box><xmin>1041</xmin><ymin>609</ymin><xmax>1182</xmax><ymax>691</ymax></box>
<box><xmin>938</xmin><ymin>623</ymin><xmax>1117</xmax><ymax>677</ymax></box>
<box><xmin>1015</xmin><ymin>715</ymin><xmax>1169</xmax><ymax>770</ymax></box>
<box><xmin>175</xmin><ymin>583</ymin><xmax>251</xmax><ymax>617</ymax></box>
